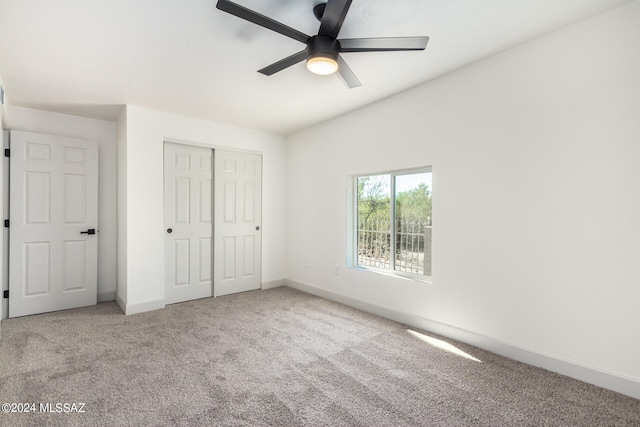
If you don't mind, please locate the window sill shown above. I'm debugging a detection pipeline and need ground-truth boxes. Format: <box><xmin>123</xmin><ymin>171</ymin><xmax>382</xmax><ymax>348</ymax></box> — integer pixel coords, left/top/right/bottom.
<box><xmin>348</xmin><ymin>265</ymin><xmax>432</xmax><ymax>284</ymax></box>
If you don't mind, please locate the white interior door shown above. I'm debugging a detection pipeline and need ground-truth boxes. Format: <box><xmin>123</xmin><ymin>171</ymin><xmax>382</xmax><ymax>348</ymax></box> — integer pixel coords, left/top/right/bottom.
<box><xmin>164</xmin><ymin>142</ymin><xmax>213</xmax><ymax>304</ymax></box>
<box><xmin>9</xmin><ymin>131</ymin><xmax>98</xmax><ymax>318</ymax></box>
<box><xmin>214</xmin><ymin>150</ymin><xmax>262</xmax><ymax>297</ymax></box>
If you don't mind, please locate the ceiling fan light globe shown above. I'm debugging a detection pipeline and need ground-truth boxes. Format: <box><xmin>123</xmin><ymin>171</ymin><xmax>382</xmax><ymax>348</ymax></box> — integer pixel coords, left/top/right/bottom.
<box><xmin>306</xmin><ymin>56</ymin><xmax>338</xmax><ymax>75</ymax></box>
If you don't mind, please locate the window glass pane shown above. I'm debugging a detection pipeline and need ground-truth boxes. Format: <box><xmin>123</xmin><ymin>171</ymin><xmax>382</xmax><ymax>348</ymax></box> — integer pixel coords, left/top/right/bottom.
<box><xmin>357</xmin><ymin>175</ymin><xmax>391</xmax><ymax>269</ymax></box>
<box><xmin>394</xmin><ymin>172</ymin><xmax>432</xmax><ymax>276</ymax></box>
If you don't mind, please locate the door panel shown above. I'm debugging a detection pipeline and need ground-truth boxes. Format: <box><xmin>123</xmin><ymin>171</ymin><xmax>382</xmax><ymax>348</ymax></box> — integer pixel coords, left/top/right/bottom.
<box><xmin>65</xmin><ymin>174</ymin><xmax>87</xmax><ymax>223</ymax></box>
<box><xmin>224</xmin><ymin>181</ymin><xmax>236</xmax><ymax>221</ymax></box>
<box><xmin>244</xmin><ymin>182</ymin><xmax>255</xmax><ymax>221</ymax></box>
<box><xmin>63</xmin><ymin>240</ymin><xmax>86</xmax><ymax>290</ymax></box>
<box><xmin>164</xmin><ymin>142</ymin><xmax>213</xmax><ymax>304</ymax></box>
<box><xmin>214</xmin><ymin>150</ymin><xmax>262</xmax><ymax>296</ymax></box>
<box><xmin>243</xmin><ymin>235</ymin><xmax>255</xmax><ymax>277</ymax></box>
<box><xmin>199</xmin><ymin>238</ymin><xmax>212</xmax><ymax>282</ymax></box>
<box><xmin>200</xmin><ymin>180</ymin><xmax>212</xmax><ymax>222</ymax></box>
<box><xmin>25</xmin><ymin>243</ymin><xmax>50</xmax><ymax>295</ymax></box>
<box><xmin>26</xmin><ymin>172</ymin><xmax>51</xmax><ymax>223</ymax></box>
<box><xmin>223</xmin><ymin>236</ymin><xmax>236</xmax><ymax>280</ymax></box>
<box><xmin>9</xmin><ymin>131</ymin><xmax>98</xmax><ymax>318</ymax></box>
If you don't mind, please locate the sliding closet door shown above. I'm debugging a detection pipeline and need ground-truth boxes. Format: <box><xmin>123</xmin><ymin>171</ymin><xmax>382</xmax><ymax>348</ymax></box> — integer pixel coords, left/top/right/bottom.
<box><xmin>214</xmin><ymin>150</ymin><xmax>262</xmax><ymax>297</ymax></box>
<box><xmin>164</xmin><ymin>142</ymin><xmax>213</xmax><ymax>304</ymax></box>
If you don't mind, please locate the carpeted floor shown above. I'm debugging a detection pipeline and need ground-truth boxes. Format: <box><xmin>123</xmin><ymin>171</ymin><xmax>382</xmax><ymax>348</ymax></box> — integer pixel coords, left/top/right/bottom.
<box><xmin>0</xmin><ymin>286</ymin><xmax>638</xmax><ymax>426</ymax></box>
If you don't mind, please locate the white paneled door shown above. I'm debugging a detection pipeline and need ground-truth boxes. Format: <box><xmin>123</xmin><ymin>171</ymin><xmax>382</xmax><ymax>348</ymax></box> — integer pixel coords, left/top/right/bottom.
<box><xmin>9</xmin><ymin>131</ymin><xmax>98</xmax><ymax>318</ymax></box>
<box><xmin>214</xmin><ymin>150</ymin><xmax>262</xmax><ymax>297</ymax></box>
<box><xmin>164</xmin><ymin>143</ymin><xmax>214</xmax><ymax>304</ymax></box>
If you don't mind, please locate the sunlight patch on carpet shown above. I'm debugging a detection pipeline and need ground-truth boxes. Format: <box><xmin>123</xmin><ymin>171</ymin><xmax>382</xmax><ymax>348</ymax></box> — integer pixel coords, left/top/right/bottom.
<box><xmin>407</xmin><ymin>330</ymin><xmax>482</xmax><ymax>363</ymax></box>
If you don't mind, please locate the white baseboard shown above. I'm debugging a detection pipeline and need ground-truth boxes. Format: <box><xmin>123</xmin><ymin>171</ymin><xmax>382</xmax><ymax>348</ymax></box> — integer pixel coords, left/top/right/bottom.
<box><xmin>285</xmin><ymin>279</ymin><xmax>640</xmax><ymax>400</ymax></box>
<box><xmin>98</xmin><ymin>291</ymin><xmax>116</xmax><ymax>303</ymax></box>
<box><xmin>262</xmin><ymin>279</ymin><xmax>286</xmax><ymax>290</ymax></box>
<box><xmin>116</xmin><ymin>295</ymin><xmax>165</xmax><ymax>315</ymax></box>
<box><xmin>115</xmin><ymin>294</ymin><xmax>126</xmax><ymax>314</ymax></box>
<box><xmin>116</xmin><ymin>279</ymin><xmax>288</xmax><ymax>314</ymax></box>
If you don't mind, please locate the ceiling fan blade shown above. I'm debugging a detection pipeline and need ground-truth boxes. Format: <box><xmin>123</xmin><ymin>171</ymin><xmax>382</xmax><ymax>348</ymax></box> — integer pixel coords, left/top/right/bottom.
<box><xmin>318</xmin><ymin>0</ymin><xmax>352</xmax><ymax>39</ymax></box>
<box><xmin>216</xmin><ymin>0</ymin><xmax>310</xmax><ymax>44</ymax></box>
<box><xmin>258</xmin><ymin>50</ymin><xmax>308</xmax><ymax>76</ymax></box>
<box><xmin>336</xmin><ymin>55</ymin><xmax>361</xmax><ymax>88</ymax></box>
<box><xmin>340</xmin><ymin>36</ymin><xmax>429</xmax><ymax>52</ymax></box>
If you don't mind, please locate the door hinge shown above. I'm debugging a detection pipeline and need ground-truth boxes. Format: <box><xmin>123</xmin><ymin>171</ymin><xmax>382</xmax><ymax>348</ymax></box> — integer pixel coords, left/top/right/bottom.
<box><xmin>3</xmin><ymin>290</ymin><xmax>8</xmax><ymax>299</ymax></box>
<box><xmin>4</xmin><ymin>149</ymin><xmax>9</xmax><ymax>157</ymax></box>
<box><xmin>3</xmin><ymin>219</ymin><xmax>8</xmax><ymax>228</ymax></box>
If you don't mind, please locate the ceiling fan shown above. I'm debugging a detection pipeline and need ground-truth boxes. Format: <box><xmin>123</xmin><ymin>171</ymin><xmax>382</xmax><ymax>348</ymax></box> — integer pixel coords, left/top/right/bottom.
<box><xmin>216</xmin><ymin>0</ymin><xmax>429</xmax><ymax>88</ymax></box>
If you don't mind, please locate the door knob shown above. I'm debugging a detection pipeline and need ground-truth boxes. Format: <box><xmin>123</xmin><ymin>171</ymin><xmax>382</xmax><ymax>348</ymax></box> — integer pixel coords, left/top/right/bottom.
<box><xmin>167</xmin><ymin>228</ymin><xmax>173</xmax><ymax>234</ymax></box>
<box><xmin>256</xmin><ymin>226</ymin><xmax>260</xmax><ymax>231</ymax></box>
<box><xmin>80</xmin><ymin>228</ymin><xmax>96</xmax><ymax>235</ymax></box>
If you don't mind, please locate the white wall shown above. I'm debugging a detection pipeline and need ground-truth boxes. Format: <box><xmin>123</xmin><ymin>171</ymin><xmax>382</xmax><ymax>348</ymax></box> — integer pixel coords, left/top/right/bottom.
<box><xmin>117</xmin><ymin>105</ymin><xmax>286</xmax><ymax>314</ymax></box>
<box><xmin>116</xmin><ymin>108</ymin><xmax>128</xmax><ymax>305</ymax></box>
<box><xmin>286</xmin><ymin>1</ymin><xmax>640</xmax><ymax>396</ymax></box>
<box><xmin>6</xmin><ymin>106</ymin><xmax>118</xmax><ymax>303</ymax></box>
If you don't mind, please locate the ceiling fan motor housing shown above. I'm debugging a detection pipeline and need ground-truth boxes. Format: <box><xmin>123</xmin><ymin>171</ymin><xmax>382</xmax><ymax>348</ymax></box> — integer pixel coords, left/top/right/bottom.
<box><xmin>307</xmin><ymin>35</ymin><xmax>341</xmax><ymax>60</ymax></box>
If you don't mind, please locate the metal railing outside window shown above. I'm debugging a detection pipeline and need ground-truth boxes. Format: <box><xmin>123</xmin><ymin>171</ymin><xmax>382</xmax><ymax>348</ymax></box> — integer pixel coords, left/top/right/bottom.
<box><xmin>357</xmin><ymin>217</ymin><xmax>432</xmax><ymax>276</ymax></box>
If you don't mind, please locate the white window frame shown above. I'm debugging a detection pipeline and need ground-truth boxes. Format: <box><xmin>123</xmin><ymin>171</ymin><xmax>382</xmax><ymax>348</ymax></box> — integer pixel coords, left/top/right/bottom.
<box><xmin>346</xmin><ymin>166</ymin><xmax>432</xmax><ymax>283</ymax></box>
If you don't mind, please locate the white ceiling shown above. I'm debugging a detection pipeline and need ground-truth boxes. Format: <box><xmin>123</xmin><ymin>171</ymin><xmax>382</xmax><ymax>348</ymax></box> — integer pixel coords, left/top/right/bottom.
<box><xmin>0</xmin><ymin>0</ymin><xmax>632</xmax><ymax>135</ymax></box>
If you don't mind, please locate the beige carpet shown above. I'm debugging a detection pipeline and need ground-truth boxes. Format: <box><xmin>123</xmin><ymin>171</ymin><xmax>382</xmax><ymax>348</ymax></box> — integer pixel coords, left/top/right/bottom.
<box><xmin>0</xmin><ymin>287</ymin><xmax>638</xmax><ymax>426</ymax></box>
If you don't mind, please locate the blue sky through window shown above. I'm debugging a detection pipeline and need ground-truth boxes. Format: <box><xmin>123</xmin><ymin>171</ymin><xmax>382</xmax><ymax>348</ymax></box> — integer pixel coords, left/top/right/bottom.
<box><xmin>396</xmin><ymin>173</ymin><xmax>431</xmax><ymax>194</ymax></box>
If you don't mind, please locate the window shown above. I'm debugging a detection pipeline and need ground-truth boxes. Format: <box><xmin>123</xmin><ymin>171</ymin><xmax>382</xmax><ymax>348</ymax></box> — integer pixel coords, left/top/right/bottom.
<box><xmin>350</xmin><ymin>167</ymin><xmax>432</xmax><ymax>280</ymax></box>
